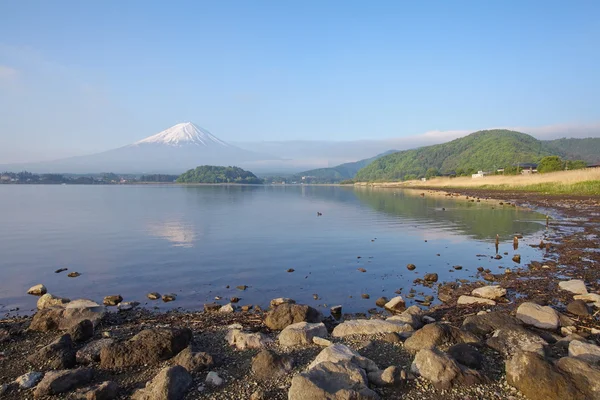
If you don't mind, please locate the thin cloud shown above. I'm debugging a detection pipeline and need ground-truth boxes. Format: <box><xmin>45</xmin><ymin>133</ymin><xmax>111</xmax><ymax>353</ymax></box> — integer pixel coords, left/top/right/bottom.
<box><xmin>0</xmin><ymin>65</ymin><xmax>18</xmax><ymax>80</ymax></box>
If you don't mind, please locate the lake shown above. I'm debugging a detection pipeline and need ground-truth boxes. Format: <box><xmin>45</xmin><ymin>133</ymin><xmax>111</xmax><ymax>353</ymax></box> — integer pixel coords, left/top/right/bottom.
<box><xmin>0</xmin><ymin>184</ymin><xmax>548</xmax><ymax>316</ymax></box>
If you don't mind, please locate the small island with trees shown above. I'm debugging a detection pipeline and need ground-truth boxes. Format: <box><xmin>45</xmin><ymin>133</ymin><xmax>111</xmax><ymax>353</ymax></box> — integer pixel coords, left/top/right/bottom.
<box><xmin>176</xmin><ymin>165</ymin><xmax>263</xmax><ymax>184</ymax></box>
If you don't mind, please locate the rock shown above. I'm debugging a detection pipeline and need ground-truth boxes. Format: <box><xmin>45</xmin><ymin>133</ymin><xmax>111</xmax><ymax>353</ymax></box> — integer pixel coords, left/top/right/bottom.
<box><xmin>0</xmin><ymin>384</ymin><xmax>6</xmax><ymax>396</ymax></box>
<box><xmin>559</xmin><ymin>280</ymin><xmax>588</xmax><ymax>295</ymax></box>
<box><xmin>172</xmin><ymin>346</ymin><xmax>213</xmax><ymax>372</ymax></box>
<box><xmin>230</xmin><ymin>296</ymin><xmax>240</xmax><ymax>303</ymax></box>
<box><xmin>147</xmin><ymin>292</ymin><xmax>161</xmax><ymax>300</ymax></box>
<box><xmin>219</xmin><ymin>303</ymin><xmax>234</xmax><ymax>313</ymax></box>
<box><xmin>332</xmin><ymin>319</ymin><xmax>414</xmax><ymax>338</ymax></box>
<box><xmin>103</xmin><ymin>295</ymin><xmax>123</xmax><ymax>306</ymax></box>
<box><xmin>288</xmin><ymin>360</ymin><xmax>379</xmax><ymax>400</ymax></box>
<box><xmin>100</xmin><ymin>328</ymin><xmax>192</xmax><ymax>368</ymax></box>
<box><xmin>27</xmin><ymin>334</ymin><xmax>76</xmax><ymax>369</ymax></box>
<box><xmin>264</xmin><ymin>303</ymin><xmax>322</xmax><ymax>330</ymax></box>
<box><xmin>404</xmin><ymin>323</ymin><xmax>479</xmax><ymax>354</ymax></box>
<box><xmin>68</xmin><ymin>319</ymin><xmax>94</xmax><ymax>342</ymax></box>
<box><xmin>313</xmin><ymin>336</ymin><xmax>333</xmax><ymax>347</ymax></box>
<box><xmin>236</xmin><ymin>285</ymin><xmax>247</xmax><ymax>291</ymax></box>
<box><xmin>308</xmin><ymin>343</ymin><xmax>378</xmax><ymax>372</ymax></box>
<box><xmin>516</xmin><ymin>302</ymin><xmax>560</xmax><ymax>330</ymax></box>
<box><xmin>457</xmin><ymin>295</ymin><xmax>496</xmax><ymax>306</ymax></box>
<box><xmin>225</xmin><ymin>328</ymin><xmax>273</xmax><ymax>350</ymax></box>
<box><xmin>447</xmin><ymin>343</ymin><xmax>483</xmax><ymax>369</ymax></box>
<box><xmin>512</xmin><ymin>255</ymin><xmax>521</xmax><ymax>263</ymax></box>
<box><xmin>471</xmin><ymin>285</ymin><xmax>506</xmax><ymax>300</ymax></box>
<box><xmin>15</xmin><ymin>371</ymin><xmax>44</xmax><ymax>389</ymax></box>
<box><xmin>132</xmin><ymin>366</ymin><xmax>192</xmax><ymax>400</ymax></box>
<box><xmin>203</xmin><ymin>303</ymin><xmax>220</xmax><ymax>312</ymax></box>
<box><xmin>361</xmin><ymin>293</ymin><xmax>370</xmax><ymax>299</ymax></box>
<box><xmin>118</xmin><ymin>301</ymin><xmax>139</xmax><ymax>311</ymax></box>
<box><xmin>330</xmin><ymin>305</ymin><xmax>342</xmax><ymax>315</ymax></box>
<box><xmin>28</xmin><ymin>284</ymin><xmax>48</xmax><ymax>296</ymax></box>
<box><xmin>381</xmin><ymin>332</ymin><xmax>402</xmax><ymax>343</ymax></box>
<box><xmin>37</xmin><ymin>293</ymin><xmax>70</xmax><ymax>309</ymax></box>
<box><xmin>367</xmin><ymin>366</ymin><xmax>401</xmax><ymax>386</ymax></box>
<box><xmin>270</xmin><ymin>297</ymin><xmax>295</xmax><ymax>308</ymax></box>
<box><xmin>76</xmin><ymin>338</ymin><xmax>114</xmax><ymax>364</ymax></box>
<box><xmin>567</xmin><ymin>300</ymin><xmax>591</xmax><ymax>317</ymax></box>
<box><xmin>162</xmin><ymin>293</ymin><xmax>177</xmax><ymax>302</ymax></box>
<box><xmin>462</xmin><ymin>311</ymin><xmax>522</xmax><ymax>336</ymax></box>
<box><xmin>574</xmin><ymin>293</ymin><xmax>600</xmax><ymax>308</ymax></box>
<box><xmin>386</xmin><ymin>305</ymin><xmax>424</xmax><ymax>329</ymax></box>
<box><xmin>279</xmin><ymin>322</ymin><xmax>327</xmax><ymax>346</ymax></box>
<box><xmin>453</xmin><ymin>265</ymin><xmax>463</xmax><ymax>270</ymax></box>
<box><xmin>383</xmin><ymin>296</ymin><xmax>406</xmax><ymax>313</ymax></box>
<box><xmin>205</xmin><ymin>371</ymin><xmax>224</xmax><ymax>386</ymax></box>
<box><xmin>375</xmin><ymin>297</ymin><xmax>388</xmax><ymax>307</ymax></box>
<box><xmin>73</xmin><ymin>381</ymin><xmax>119</xmax><ymax>400</ymax></box>
<box><xmin>250</xmin><ymin>389</ymin><xmax>265</xmax><ymax>400</ymax></box>
<box><xmin>569</xmin><ymin>340</ymin><xmax>600</xmax><ymax>364</ymax></box>
<box><xmin>33</xmin><ymin>368</ymin><xmax>94</xmax><ymax>398</ymax></box>
<box><xmin>438</xmin><ymin>282</ymin><xmax>459</xmax><ymax>303</ymax></box>
<box><xmin>29</xmin><ymin>299</ymin><xmax>106</xmax><ymax>332</ymax></box>
<box><xmin>407</xmin><ymin>264</ymin><xmax>416</xmax><ymax>271</ymax></box>
<box><xmin>68</xmin><ymin>272</ymin><xmax>81</xmax><ymax>277</ymax></box>
<box><xmin>556</xmin><ymin>356</ymin><xmax>600</xmax><ymax>399</ymax></box>
<box><xmin>487</xmin><ymin>325</ymin><xmax>548</xmax><ymax>357</ymax></box>
<box><xmin>424</xmin><ymin>273</ymin><xmax>438</xmax><ymax>282</ymax></box>
<box><xmin>411</xmin><ymin>348</ymin><xmax>483</xmax><ymax>389</ymax></box>
<box><xmin>506</xmin><ymin>351</ymin><xmax>583</xmax><ymax>400</ymax></box>
<box><xmin>251</xmin><ymin>349</ymin><xmax>294</xmax><ymax>380</ymax></box>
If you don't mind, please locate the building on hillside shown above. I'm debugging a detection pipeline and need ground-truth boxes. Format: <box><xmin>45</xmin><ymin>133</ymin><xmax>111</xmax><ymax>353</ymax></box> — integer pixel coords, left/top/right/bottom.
<box><xmin>472</xmin><ymin>170</ymin><xmax>489</xmax><ymax>178</ymax></box>
<box><xmin>586</xmin><ymin>164</ymin><xmax>600</xmax><ymax>169</ymax></box>
<box><xmin>0</xmin><ymin>175</ymin><xmax>11</xmax><ymax>181</ymax></box>
<box><xmin>515</xmin><ymin>163</ymin><xmax>538</xmax><ymax>174</ymax></box>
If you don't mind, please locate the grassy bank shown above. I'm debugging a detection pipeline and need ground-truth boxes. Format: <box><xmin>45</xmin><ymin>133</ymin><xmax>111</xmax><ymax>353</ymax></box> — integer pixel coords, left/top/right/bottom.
<box><xmin>356</xmin><ymin>169</ymin><xmax>600</xmax><ymax>195</ymax></box>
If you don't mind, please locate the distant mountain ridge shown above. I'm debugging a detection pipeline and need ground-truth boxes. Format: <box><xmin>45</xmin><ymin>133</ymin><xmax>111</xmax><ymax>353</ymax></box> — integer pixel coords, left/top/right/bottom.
<box><xmin>544</xmin><ymin>138</ymin><xmax>600</xmax><ymax>164</ymax></box>
<box><xmin>355</xmin><ymin>129</ymin><xmax>598</xmax><ymax>181</ymax></box>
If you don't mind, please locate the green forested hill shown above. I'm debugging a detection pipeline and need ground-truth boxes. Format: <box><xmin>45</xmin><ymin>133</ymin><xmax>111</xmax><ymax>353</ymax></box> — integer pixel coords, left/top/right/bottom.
<box><xmin>176</xmin><ymin>165</ymin><xmax>263</xmax><ymax>184</ymax></box>
<box><xmin>355</xmin><ymin>130</ymin><xmax>563</xmax><ymax>181</ymax></box>
<box><xmin>544</xmin><ymin>138</ymin><xmax>600</xmax><ymax>164</ymax></box>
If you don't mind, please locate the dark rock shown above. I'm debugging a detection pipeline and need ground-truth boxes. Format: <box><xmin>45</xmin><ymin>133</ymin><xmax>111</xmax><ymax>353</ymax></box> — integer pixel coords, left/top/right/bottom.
<box><xmin>76</xmin><ymin>339</ymin><xmax>114</xmax><ymax>364</ymax></box>
<box><xmin>361</xmin><ymin>293</ymin><xmax>370</xmax><ymax>299</ymax></box>
<box><xmin>147</xmin><ymin>292</ymin><xmax>161</xmax><ymax>300</ymax></box>
<box><xmin>454</xmin><ymin>265</ymin><xmax>463</xmax><ymax>270</ymax></box>
<box><xmin>68</xmin><ymin>319</ymin><xmax>94</xmax><ymax>342</ymax></box>
<box><xmin>506</xmin><ymin>351</ymin><xmax>584</xmax><ymax>400</ymax></box>
<box><xmin>483</xmin><ymin>273</ymin><xmax>495</xmax><ymax>282</ymax></box>
<box><xmin>375</xmin><ymin>297</ymin><xmax>388</xmax><ymax>307</ymax></box>
<box><xmin>203</xmin><ymin>303</ymin><xmax>220</xmax><ymax>312</ymax></box>
<box><xmin>33</xmin><ymin>368</ymin><xmax>93</xmax><ymax>398</ymax></box>
<box><xmin>462</xmin><ymin>311</ymin><xmax>522</xmax><ymax>336</ymax></box>
<box><xmin>407</xmin><ymin>264</ymin><xmax>416</xmax><ymax>271</ymax></box>
<box><xmin>567</xmin><ymin>300</ymin><xmax>591</xmax><ymax>317</ymax></box>
<box><xmin>236</xmin><ymin>285</ymin><xmax>248</xmax><ymax>290</ymax></box>
<box><xmin>447</xmin><ymin>343</ymin><xmax>483</xmax><ymax>369</ymax></box>
<box><xmin>55</xmin><ymin>268</ymin><xmax>68</xmax><ymax>273</ymax></box>
<box><xmin>404</xmin><ymin>323</ymin><xmax>479</xmax><ymax>354</ymax></box>
<box><xmin>131</xmin><ymin>365</ymin><xmax>192</xmax><ymax>400</ymax></box>
<box><xmin>287</xmin><ymin>268</ymin><xmax>295</xmax><ymax>273</ymax></box>
<box><xmin>251</xmin><ymin>349</ymin><xmax>294</xmax><ymax>380</ymax></box>
<box><xmin>72</xmin><ymin>381</ymin><xmax>119</xmax><ymax>400</ymax></box>
<box><xmin>512</xmin><ymin>255</ymin><xmax>521</xmax><ymax>263</ymax></box>
<box><xmin>103</xmin><ymin>295</ymin><xmax>123</xmax><ymax>306</ymax></box>
<box><xmin>487</xmin><ymin>326</ymin><xmax>548</xmax><ymax>357</ymax></box>
<box><xmin>230</xmin><ymin>297</ymin><xmax>240</xmax><ymax>303</ymax></box>
<box><xmin>264</xmin><ymin>304</ymin><xmax>323</xmax><ymax>330</ymax></box>
<box><xmin>27</xmin><ymin>334</ymin><xmax>76</xmax><ymax>369</ymax></box>
<box><xmin>162</xmin><ymin>294</ymin><xmax>177</xmax><ymax>302</ymax></box>
<box><xmin>438</xmin><ymin>282</ymin><xmax>459</xmax><ymax>303</ymax></box>
<box><xmin>172</xmin><ymin>346</ymin><xmax>213</xmax><ymax>372</ymax></box>
<box><xmin>68</xmin><ymin>272</ymin><xmax>81</xmax><ymax>278</ymax></box>
<box><xmin>357</xmin><ymin>268</ymin><xmax>367</xmax><ymax>272</ymax></box>
<box><xmin>424</xmin><ymin>273</ymin><xmax>438</xmax><ymax>282</ymax></box>
<box><xmin>100</xmin><ymin>328</ymin><xmax>192</xmax><ymax>368</ymax></box>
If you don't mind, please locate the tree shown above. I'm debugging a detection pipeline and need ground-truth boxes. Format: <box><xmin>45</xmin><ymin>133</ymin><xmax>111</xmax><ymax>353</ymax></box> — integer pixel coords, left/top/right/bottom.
<box><xmin>425</xmin><ymin>168</ymin><xmax>439</xmax><ymax>179</ymax></box>
<box><xmin>566</xmin><ymin>160</ymin><xmax>587</xmax><ymax>170</ymax></box>
<box><xmin>538</xmin><ymin>156</ymin><xmax>564</xmax><ymax>173</ymax></box>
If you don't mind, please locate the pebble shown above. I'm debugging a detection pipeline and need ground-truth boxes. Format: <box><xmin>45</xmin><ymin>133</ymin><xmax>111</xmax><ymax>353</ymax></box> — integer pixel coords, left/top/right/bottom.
<box><xmin>67</xmin><ymin>272</ymin><xmax>81</xmax><ymax>278</ymax></box>
<box><xmin>205</xmin><ymin>372</ymin><xmax>224</xmax><ymax>386</ymax></box>
<box><xmin>147</xmin><ymin>292</ymin><xmax>161</xmax><ymax>300</ymax></box>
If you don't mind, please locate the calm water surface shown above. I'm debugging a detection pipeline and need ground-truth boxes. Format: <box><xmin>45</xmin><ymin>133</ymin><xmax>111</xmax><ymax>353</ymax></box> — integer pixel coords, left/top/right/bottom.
<box><xmin>0</xmin><ymin>185</ymin><xmax>548</xmax><ymax>316</ymax></box>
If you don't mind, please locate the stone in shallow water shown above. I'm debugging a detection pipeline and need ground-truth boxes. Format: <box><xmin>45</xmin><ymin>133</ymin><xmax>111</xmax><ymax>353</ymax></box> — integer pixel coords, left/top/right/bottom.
<box><xmin>27</xmin><ymin>284</ymin><xmax>47</xmax><ymax>296</ymax></box>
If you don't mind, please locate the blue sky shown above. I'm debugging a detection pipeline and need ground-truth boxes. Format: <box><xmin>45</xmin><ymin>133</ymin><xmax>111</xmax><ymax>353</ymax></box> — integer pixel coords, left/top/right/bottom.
<box><xmin>0</xmin><ymin>1</ymin><xmax>599</xmax><ymax>162</ymax></box>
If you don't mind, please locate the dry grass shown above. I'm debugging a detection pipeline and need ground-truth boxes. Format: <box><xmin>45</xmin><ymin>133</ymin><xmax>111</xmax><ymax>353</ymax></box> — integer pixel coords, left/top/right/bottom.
<box><xmin>357</xmin><ymin>168</ymin><xmax>600</xmax><ymax>195</ymax></box>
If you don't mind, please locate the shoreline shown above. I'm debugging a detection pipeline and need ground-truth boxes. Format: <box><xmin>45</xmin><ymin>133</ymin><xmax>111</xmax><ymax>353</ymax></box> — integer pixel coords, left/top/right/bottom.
<box><xmin>1</xmin><ymin>188</ymin><xmax>599</xmax><ymax>399</ymax></box>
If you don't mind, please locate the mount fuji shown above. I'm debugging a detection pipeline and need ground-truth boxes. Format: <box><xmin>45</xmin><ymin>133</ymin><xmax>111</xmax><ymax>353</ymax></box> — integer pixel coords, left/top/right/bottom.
<box><xmin>0</xmin><ymin>123</ymin><xmax>279</xmax><ymax>174</ymax></box>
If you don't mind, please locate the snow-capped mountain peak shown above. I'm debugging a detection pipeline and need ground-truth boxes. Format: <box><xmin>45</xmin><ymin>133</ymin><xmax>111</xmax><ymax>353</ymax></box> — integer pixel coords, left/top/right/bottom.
<box><xmin>135</xmin><ymin>122</ymin><xmax>230</xmax><ymax>147</ymax></box>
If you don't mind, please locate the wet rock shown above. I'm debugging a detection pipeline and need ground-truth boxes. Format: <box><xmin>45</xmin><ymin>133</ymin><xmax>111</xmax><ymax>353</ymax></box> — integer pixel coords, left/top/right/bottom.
<box><xmin>567</xmin><ymin>300</ymin><xmax>591</xmax><ymax>317</ymax></box>
<box><xmin>225</xmin><ymin>327</ymin><xmax>273</xmax><ymax>350</ymax></box>
<box><xmin>27</xmin><ymin>334</ymin><xmax>76</xmax><ymax>369</ymax></box>
<box><xmin>219</xmin><ymin>303</ymin><xmax>234</xmax><ymax>313</ymax></box>
<box><xmin>29</xmin><ymin>299</ymin><xmax>106</xmax><ymax>332</ymax></box>
<box><xmin>559</xmin><ymin>280</ymin><xmax>588</xmax><ymax>295</ymax></box>
<box><xmin>361</xmin><ymin>293</ymin><xmax>370</xmax><ymax>299</ymax></box>
<box><xmin>383</xmin><ymin>296</ymin><xmax>405</xmax><ymax>313</ymax></box>
<box><xmin>279</xmin><ymin>322</ymin><xmax>327</xmax><ymax>346</ymax></box>
<box><xmin>55</xmin><ymin>268</ymin><xmax>68</xmax><ymax>273</ymax></box>
<box><xmin>100</xmin><ymin>328</ymin><xmax>192</xmax><ymax>368</ymax></box>
<box><xmin>236</xmin><ymin>285</ymin><xmax>247</xmax><ymax>291</ymax></box>
<box><xmin>404</xmin><ymin>323</ymin><xmax>479</xmax><ymax>354</ymax></box>
<box><xmin>462</xmin><ymin>311</ymin><xmax>522</xmax><ymax>336</ymax></box>
<box><xmin>313</xmin><ymin>336</ymin><xmax>333</xmax><ymax>347</ymax></box>
<box><xmin>411</xmin><ymin>348</ymin><xmax>483</xmax><ymax>390</ymax></box>
<box><xmin>68</xmin><ymin>272</ymin><xmax>81</xmax><ymax>277</ymax></box>
<box><xmin>487</xmin><ymin>326</ymin><xmax>548</xmax><ymax>357</ymax></box>
<box><xmin>457</xmin><ymin>295</ymin><xmax>496</xmax><ymax>306</ymax></box>
<box><xmin>556</xmin><ymin>356</ymin><xmax>600</xmax><ymax>399</ymax></box>
<box><xmin>72</xmin><ymin>381</ymin><xmax>119</xmax><ymax>400</ymax></box>
<box><xmin>37</xmin><ymin>293</ymin><xmax>70</xmax><ymax>309</ymax></box>
<box><xmin>251</xmin><ymin>349</ymin><xmax>294</xmax><ymax>380</ymax></box>
<box><xmin>33</xmin><ymin>368</ymin><xmax>93</xmax><ymax>398</ymax></box>
<box><xmin>162</xmin><ymin>293</ymin><xmax>177</xmax><ymax>302</ymax></box>
<box><xmin>147</xmin><ymin>292</ymin><xmax>161</xmax><ymax>300</ymax></box>
<box><xmin>407</xmin><ymin>264</ymin><xmax>416</xmax><ymax>271</ymax></box>
<box><xmin>438</xmin><ymin>282</ymin><xmax>459</xmax><ymax>303</ymax></box>
<box><xmin>569</xmin><ymin>340</ymin><xmax>600</xmax><ymax>364</ymax></box>
<box><xmin>264</xmin><ymin>303</ymin><xmax>322</xmax><ymax>330</ymax></box>
<box><xmin>516</xmin><ymin>302</ymin><xmax>560</xmax><ymax>330</ymax></box>
<box><xmin>67</xmin><ymin>319</ymin><xmax>94</xmax><ymax>342</ymax></box>
<box><xmin>15</xmin><ymin>371</ymin><xmax>44</xmax><ymax>389</ymax></box>
<box><xmin>512</xmin><ymin>254</ymin><xmax>521</xmax><ymax>263</ymax></box>
<box><xmin>287</xmin><ymin>268</ymin><xmax>295</xmax><ymax>273</ymax></box>
<box><xmin>27</xmin><ymin>284</ymin><xmax>47</xmax><ymax>296</ymax></box>
<box><xmin>203</xmin><ymin>303</ymin><xmax>220</xmax><ymax>312</ymax></box>
<box><xmin>332</xmin><ymin>319</ymin><xmax>413</xmax><ymax>338</ymax></box>
<box><xmin>270</xmin><ymin>297</ymin><xmax>295</xmax><ymax>308</ymax></box>
<box><xmin>424</xmin><ymin>273</ymin><xmax>438</xmax><ymax>282</ymax></box>
<box><xmin>447</xmin><ymin>343</ymin><xmax>483</xmax><ymax>369</ymax></box>
<box><xmin>172</xmin><ymin>346</ymin><xmax>213</xmax><ymax>372</ymax></box>
<box><xmin>357</xmin><ymin>268</ymin><xmax>366</xmax><ymax>272</ymax></box>
<box><xmin>76</xmin><ymin>338</ymin><xmax>114</xmax><ymax>364</ymax></box>
<box><xmin>118</xmin><ymin>301</ymin><xmax>139</xmax><ymax>311</ymax></box>
<box><xmin>132</xmin><ymin>366</ymin><xmax>192</xmax><ymax>400</ymax></box>
<box><xmin>506</xmin><ymin>351</ymin><xmax>582</xmax><ymax>400</ymax></box>
<box><xmin>471</xmin><ymin>285</ymin><xmax>506</xmax><ymax>300</ymax></box>
<box><xmin>483</xmin><ymin>273</ymin><xmax>495</xmax><ymax>282</ymax></box>
<box><xmin>205</xmin><ymin>371</ymin><xmax>224</xmax><ymax>386</ymax></box>
<box><xmin>375</xmin><ymin>297</ymin><xmax>388</xmax><ymax>307</ymax></box>
<box><xmin>103</xmin><ymin>295</ymin><xmax>123</xmax><ymax>306</ymax></box>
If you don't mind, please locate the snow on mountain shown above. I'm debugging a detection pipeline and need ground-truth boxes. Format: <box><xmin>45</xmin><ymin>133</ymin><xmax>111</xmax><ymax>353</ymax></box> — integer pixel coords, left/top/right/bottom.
<box><xmin>135</xmin><ymin>122</ymin><xmax>231</xmax><ymax>147</ymax></box>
